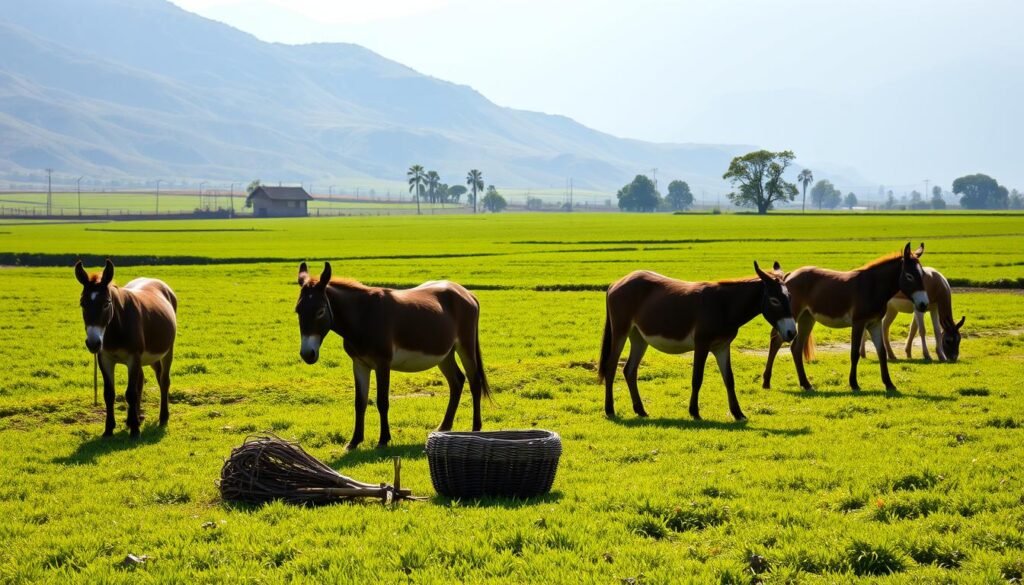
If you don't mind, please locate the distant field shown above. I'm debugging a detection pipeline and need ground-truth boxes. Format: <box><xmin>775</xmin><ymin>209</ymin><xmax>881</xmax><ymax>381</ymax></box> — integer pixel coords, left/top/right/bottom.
<box><xmin>0</xmin><ymin>192</ymin><xmax>431</xmax><ymax>216</ymax></box>
<box><xmin>1</xmin><ymin>213</ymin><xmax>1023</xmax><ymax>582</ymax></box>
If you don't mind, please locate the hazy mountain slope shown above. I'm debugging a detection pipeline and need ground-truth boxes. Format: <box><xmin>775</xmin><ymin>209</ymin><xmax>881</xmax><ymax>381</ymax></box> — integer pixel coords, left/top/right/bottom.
<box><xmin>0</xmin><ymin>0</ymin><xmax>758</xmax><ymax>191</ymax></box>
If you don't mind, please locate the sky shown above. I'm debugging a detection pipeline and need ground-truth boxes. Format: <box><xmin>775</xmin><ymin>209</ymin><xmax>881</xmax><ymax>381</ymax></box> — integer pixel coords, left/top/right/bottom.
<box><xmin>169</xmin><ymin>0</ymin><xmax>1023</xmax><ymax>193</ymax></box>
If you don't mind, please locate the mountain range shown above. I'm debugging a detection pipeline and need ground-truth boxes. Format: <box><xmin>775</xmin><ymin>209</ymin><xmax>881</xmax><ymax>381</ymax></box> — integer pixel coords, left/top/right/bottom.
<box><xmin>0</xmin><ymin>0</ymin><xmax>813</xmax><ymax>194</ymax></box>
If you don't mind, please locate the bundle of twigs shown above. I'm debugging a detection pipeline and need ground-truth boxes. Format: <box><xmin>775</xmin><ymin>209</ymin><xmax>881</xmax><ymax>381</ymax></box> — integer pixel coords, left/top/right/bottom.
<box><xmin>218</xmin><ymin>434</ymin><xmax>422</xmax><ymax>505</ymax></box>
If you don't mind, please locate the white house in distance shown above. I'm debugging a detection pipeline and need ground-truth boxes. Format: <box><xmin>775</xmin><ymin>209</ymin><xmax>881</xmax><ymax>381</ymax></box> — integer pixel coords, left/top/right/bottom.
<box><xmin>245</xmin><ymin>186</ymin><xmax>312</xmax><ymax>217</ymax></box>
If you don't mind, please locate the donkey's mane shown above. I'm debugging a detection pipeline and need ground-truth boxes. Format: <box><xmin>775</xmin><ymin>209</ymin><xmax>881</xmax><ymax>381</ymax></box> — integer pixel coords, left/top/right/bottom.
<box><xmin>857</xmin><ymin>252</ymin><xmax>902</xmax><ymax>271</ymax></box>
<box><xmin>326</xmin><ymin>277</ymin><xmax>369</xmax><ymax>290</ymax></box>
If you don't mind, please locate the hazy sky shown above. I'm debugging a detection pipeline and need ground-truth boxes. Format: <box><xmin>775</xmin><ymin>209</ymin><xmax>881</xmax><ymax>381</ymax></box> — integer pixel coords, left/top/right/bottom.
<box><xmin>171</xmin><ymin>0</ymin><xmax>1023</xmax><ymax>192</ymax></box>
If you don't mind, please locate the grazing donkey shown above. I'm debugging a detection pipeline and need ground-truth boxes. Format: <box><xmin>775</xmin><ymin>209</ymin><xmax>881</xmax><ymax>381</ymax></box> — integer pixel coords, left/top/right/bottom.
<box><xmin>599</xmin><ymin>262</ymin><xmax>796</xmax><ymax>421</ymax></box>
<box><xmin>74</xmin><ymin>260</ymin><xmax>177</xmax><ymax>437</ymax></box>
<box><xmin>295</xmin><ymin>262</ymin><xmax>489</xmax><ymax>450</ymax></box>
<box><xmin>762</xmin><ymin>243</ymin><xmax>928</xmax><ymax>393</ymax></box>
<box><xmin>858</xmin><ymin>266</ymin><xmax>965</xmax><ymax>362</ymax></box>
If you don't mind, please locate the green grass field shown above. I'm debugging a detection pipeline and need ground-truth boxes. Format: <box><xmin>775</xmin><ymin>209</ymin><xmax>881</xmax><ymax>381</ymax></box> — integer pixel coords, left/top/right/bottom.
<box><xmin>1</xmin><ymin>213</ymin><xmax>1023</xmax><ymax>583</ymax></box>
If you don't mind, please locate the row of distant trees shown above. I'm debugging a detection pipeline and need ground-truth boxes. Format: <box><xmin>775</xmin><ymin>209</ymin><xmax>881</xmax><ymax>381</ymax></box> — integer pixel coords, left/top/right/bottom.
<box><xmin>405</xmin><ymin>166</ymin><xmax>506</xmax><ymax>214</ymax></box>
<box><xmin>620</xmin><ymin>150</ymin><xmax>1023</xmax><ymax>214</ymax></box>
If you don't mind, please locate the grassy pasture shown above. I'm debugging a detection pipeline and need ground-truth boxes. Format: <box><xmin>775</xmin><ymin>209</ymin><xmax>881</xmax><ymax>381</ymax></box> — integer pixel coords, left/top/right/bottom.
<box><xmin>0</xmin><ymin>213</ymin><xmax>1023</xmax><ymax>583</ymax></box>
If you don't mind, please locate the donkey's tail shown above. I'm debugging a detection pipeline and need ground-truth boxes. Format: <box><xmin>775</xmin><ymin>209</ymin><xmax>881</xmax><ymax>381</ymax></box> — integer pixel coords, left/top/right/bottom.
<box><xmin>598</xmin><ymin>310</ymin><xmax>612</xmax><ymax>384</ymax></box>
<box><xmin>475</xmin><ymin>331</ymin><xmax>491</xmax><ymax>399</ymax></box>
<box><xmin>803</xmin><ymin>331</ymin><xmax>816</xmax><ymax>361</ymax></box>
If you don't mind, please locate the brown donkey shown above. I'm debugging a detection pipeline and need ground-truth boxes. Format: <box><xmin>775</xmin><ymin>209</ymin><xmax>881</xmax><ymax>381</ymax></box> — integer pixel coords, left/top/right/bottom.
<box><xmin>74</xmin><ymin>260</ymin><xmax>177</xmax><ymax>437</ymax></box>
<box><xmin>858</xmin><ymin>266</ymin><xmax>965</xmax><ymax>362</ymax></box>
<box><xmin>762</xmin><ymin>243</ymin><xmax>928</xmax><ymax>393</ymax></box>
<box><xmin>599</xmin><ymin>262</ymin><xmax>796</xmax><ymax>421</ymax></box>
<box><xmin>295</xmin><ymin>262</ymin><xmax>489</xmax><ymax>450</ymax></box>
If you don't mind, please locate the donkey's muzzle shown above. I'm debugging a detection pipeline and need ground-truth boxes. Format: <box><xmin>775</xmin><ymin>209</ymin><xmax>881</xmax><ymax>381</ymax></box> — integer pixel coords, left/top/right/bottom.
<box><xmin>912</xmin><ymin>291</ymin><xmax>929</xmax><ymax>313</ymax></box>
<box><xmin>300</xmin><ymin>349</ymin><xmax>319</xmax><ymax>365</ymax></box>
<box><xmin>85</xmin><ymin>339</ymin><xmax>101</xmax><ymax>354</ymax></box>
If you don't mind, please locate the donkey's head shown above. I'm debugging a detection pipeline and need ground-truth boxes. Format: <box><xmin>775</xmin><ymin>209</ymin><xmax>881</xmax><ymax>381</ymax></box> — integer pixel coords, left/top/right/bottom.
<box><xmin>755</xmin><ymin>261</ymin><xmax>796</xmax><ymax>342</ymax></box>
<box><xmin>295</xmin><ymin>261</ymin><xmax>333</xmax><ymax>364</ymax></box>
<box><xmin>74</xmin><ymin>260</ymin><xmax>115</xmax><ymax>353</ymax></box>
<box><xmin>941</xmin><ymin>315</ymin><xmax>966</xmax><ymax>363</ymax></box>
<box><xmin>900</xmin><ymin>242</ymin><xmax>928</xmax><ymax>312</ymax></box>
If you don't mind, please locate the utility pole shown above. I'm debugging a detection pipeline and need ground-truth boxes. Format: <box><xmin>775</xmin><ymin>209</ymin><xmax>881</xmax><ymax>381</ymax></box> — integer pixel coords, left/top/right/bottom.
<box><xmin>155</xmin><ymin>179</ymin><xmax>162</xmax><ymax>215</ymax></box>
<box><xmin>199</xmin><ymin>181</ymin><xmax>207</xmax><ymax>210</ymax></box>
<box><xmin>45</xmin><ymin>168</ymin><xmax>53</xmax><ymax>215</ymax></box>
<box><xmin>229</xmin><ymin>182</ymin><xmax>236</xmax><ymax>215</ymax></box>
<box><xmin>650</xmin><ymin>168</ymin><xmax>658</xmax><ymax>193</ymax></box>
<box><xmin>329</xmin><ymin>185</ymin><xmax>335</xmax><ymax>200</ymax></box>
<box><xmin>76</xmin><ymin>176</ymin><xmax>83</xmax><ymax>217</ymax></box>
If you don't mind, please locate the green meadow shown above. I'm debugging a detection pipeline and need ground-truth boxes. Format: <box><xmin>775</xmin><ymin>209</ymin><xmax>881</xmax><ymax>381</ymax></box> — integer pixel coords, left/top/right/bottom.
<box><xmin>1</xmin><ymin>212</ymin><xmax>1023</xmax><ymax>583</ymax></box>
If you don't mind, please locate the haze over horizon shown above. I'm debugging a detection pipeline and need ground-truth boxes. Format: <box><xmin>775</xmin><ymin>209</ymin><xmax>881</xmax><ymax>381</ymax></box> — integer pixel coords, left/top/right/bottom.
<box><xmin>170</xmin><ymin>0</ymin><xmax>1024</xmax><ymax>193</ymax></box>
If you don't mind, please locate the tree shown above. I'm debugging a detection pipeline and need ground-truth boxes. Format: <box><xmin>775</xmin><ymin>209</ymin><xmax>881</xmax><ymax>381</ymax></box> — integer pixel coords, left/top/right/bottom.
<box><xmin>953</xmin><ymin>173</ymin><xmax>1009</xmax><ymax>209</ymax></box>
<box><xmin>909</xmin><ymin>190</ymin><xmax>930</xmax><ymax>210</ymax></box>
<box><xmin>426</xmin><ymin>171</ymin><xmax>441</xmax><ymax>204</ymax></box>
<box><xmin>448</xmin><ymin>185</ymin><xmax>467</xmax><ymax>204</ymax></box>
<box><xmin>665</xmin><ymin>180</ymin><xmax>694</xmax><ymax>211</ymax></box>
<box><xmin>466</xmin><ymin>169</ymin><xmax>484</xmax><ymax>213</ymax></box>
<box><xmin>886</xmin><ymin>190</ymin><xmax>896</xmax><ymax>210</ymax></box>
<box><xmin>244</xmin><ymin>179</ymin><xmax>261</xmax><ymax>208</ymax></box>
<box><xmin>481</xmin><ymin>185</ymin><xmax>507</xmax><ymax>212</ymax></box>
<box><xmin>844</xmin><ymin>192</ymin><xmax>858</xmax><ymax>209</ymax></box>
<box><xmin>1010</xmin><ymin>189</ymin><xmax>1023</xmax><ymax>210</ymax></box>
<box><xmin>810</xmin><ymin>179</ymin><xmax>842</xmax><ymax>210</ymax></box>
<box><xmin>931</xmin><ymin>186</ymin><xmax>946</xmax><ymax>210</ymax></box>
<box><xmin>616</xmin><ymin>174</ymin><xmax>661</xmax><ymax>212</ymax></box>
<box><xmin>526</xmin><ymin>196</ymin><xmax>544</xmax><ymax>210</ymax></box>
<box><xmin>436</xmin><ymin>182</ymin><xmax>450</xmax><ymax>205</ymax></box>
<box><xmin>723</xmin><ymin>150</ymin><xmax>798</xmax><ymax>214</ymax></box>
<box><xmin>798</xmin><ymin>168</ymin><xmax>814</xmax><ymax>213</ymax></box>
<box><xmin>407</xmin><ymin>164</ymin><xmax>425</xmax><ymax>215</ymax></box>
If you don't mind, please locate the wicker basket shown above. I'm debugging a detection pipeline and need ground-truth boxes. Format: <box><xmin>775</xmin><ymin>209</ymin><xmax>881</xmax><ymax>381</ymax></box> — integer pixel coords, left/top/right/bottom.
<box><xmin>426</xmin><ymin>430</ymin><xmax>562</xmax><ymax>498</ymax></box>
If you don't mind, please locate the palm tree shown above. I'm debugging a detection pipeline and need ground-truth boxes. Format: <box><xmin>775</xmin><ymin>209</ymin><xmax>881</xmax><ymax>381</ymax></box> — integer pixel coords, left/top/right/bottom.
<box><xmin>466</xmin><ymin>169</ymin><xmax>484</xmax><ymax>214</ymax></box>
<box><xmin>407</xmin><ymin>164</ymin><xmax>425</xmax><ymax>215</ymax></box>
<box><xmin>798</xmin><ymin>168</ymin><xmax>813</xmax><ymax>213</ymax></box>
<box><xmin>426</xmin><ymin>171</ymin><xmax>441</xmax><ymax>206</ymax></box>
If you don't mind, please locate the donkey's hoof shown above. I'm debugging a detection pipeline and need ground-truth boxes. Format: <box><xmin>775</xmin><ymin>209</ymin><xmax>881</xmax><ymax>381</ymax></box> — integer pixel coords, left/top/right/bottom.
<box><xmin>129</xmin><ymin>429</ymin><xmax>141</xmax><ymax>439</ymax></box>
<box><xmin>344</xmin><ymin>441</ymin><xmax>361</xmax><ymax>452</ymax></box>
<box><xmin>375</xmin><ymin>441</ymin><xmax>390</xmax><ymax>450</ymax></box>
<box><xmin>885</xmin><ymin>385</ymin><xmax>898</xmax><ymax>393</ymax></box>
<box><xmin>102</xmin><ymin>430</ymin><xmax>114</xmax><ymax>438</ymax></box>
<box><xmin>732</xmin><ymin>412</ymin><xmax>748</xmax><ymax>422</ymax></box>
<box><xmin>633</xmin><ymin>408</ymin><xmax>649</xmax><ymax>418</ymax></box>
<box><xmin>689</xmin><ymin>410</ymin><xmax>702</xmax><ymax>421</ymax></box>
<box><xmin>605</xmin><ymin>409</ymin><xmax>617</xmax><ymax>419</ymax></box>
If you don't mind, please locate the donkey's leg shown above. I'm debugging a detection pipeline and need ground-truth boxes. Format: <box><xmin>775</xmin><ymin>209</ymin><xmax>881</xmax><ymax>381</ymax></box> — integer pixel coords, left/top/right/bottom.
<box><xmin>603</xmin><ymin>324</ymin><xmax>629</xmax><ymax>418</ymax></box>
<box><xmin>930</xmin><ymin>308</ymin><xmax>946</xmax><ymax>362</ymax></box>
<box><xmin>155</xmin><ymin>349</ymin><xmax>172</xmax><ymax>426</ymax></box>
<box><xmin>849</xmin><ymin>322</ymin><xmax>866</xmax><ymax>392</ymax></box>
<box><xmin>375</xmin><ymin>368</ymin><xmax>391</xmax><ymax>448</ymax></box>
<box><xmin>762</xmin><ymin>329</ymin><xmax>783</xmax><ymax>389</ymax></box>
<box><xmin>623</xmin><ymin>329</ymin><xmax>650</xmax><ymax>417</ymax></box>
<box><xmin>690</xmin><ymin>345</ymin><xmax>709</xmax><ymax>420</ymax></box>
<box><xmin>917</xmin><ymin>311</ymin><xmax>932</xmax><ymax>361</ymax></box>
<box><xmin>125</xmin><ymin>359</ymin><xmax>144</xmax><ymax>437</ymax></box>
<box><xmin>792</xmin><ymin>313</ymin><xmax>816</xmax><ymax>390</ymax></box>
<box><xmin>882</xmin><ymin>306</ymin><xmax>898</xmax><ymax>360</ymax></box>
<box><xmin>904</xmin><ymin>312</ymin><xmax>918</xmax><ymax>359</ymax></box>
<box><xmin>455</xmin><ymin>342</ymin><xmax>484</xmax><ymax>432</ymax></box>
<box><xmin>99</xmin><ymin>354</ymin><xmax>116</xmax><ymax>437</ymax></box>
<box><xmin>436</xmin><ymin>350</ymin><xmax>465</xmax><ymax>431</ymax></box>
<box><xmin>347</xmin><ymin>360</ymin><xmax>371</xmax><ymax>450</ymax></box>
<box><xmin>868</xmin><ymin>321</ymin><xmax>897</xmax><ymax>391</ymax></box>
<box><xmin>712</xmin><ymin>343</ymin><xmax>745</xmax><ymax>421</ymax></box>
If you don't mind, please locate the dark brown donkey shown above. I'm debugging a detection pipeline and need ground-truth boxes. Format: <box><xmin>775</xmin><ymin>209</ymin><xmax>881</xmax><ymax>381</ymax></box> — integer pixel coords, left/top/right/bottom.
<box><xmin>74</xmin><ymin>260</ymin><xmax>177</xmax><ymax>437</ymax></box>
<box><xmin>762</xmin><ymin>243</ymin><xmax>928</xmax><ymax>393</ymax></box>
<box><xmin>295</xmin><ymin>262</ymin><xmax>489</xmax><ymax>450</ymax></box>
<box><xmin>599</xmin><ymin>262</ymin><xmax>796</xmax><ymax>421</ymax></box>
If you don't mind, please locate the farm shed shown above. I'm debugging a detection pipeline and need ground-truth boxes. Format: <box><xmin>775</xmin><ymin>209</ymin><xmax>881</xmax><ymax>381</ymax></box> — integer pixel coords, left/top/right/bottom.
<box><xmin>245</xmin><ymin>186</ymin><xmax>312</xmax><ymax>217</ymax></box>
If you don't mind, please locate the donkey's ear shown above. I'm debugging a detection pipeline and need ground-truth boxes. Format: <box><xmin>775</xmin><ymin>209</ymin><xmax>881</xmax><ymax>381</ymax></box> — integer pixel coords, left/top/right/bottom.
<box><xmin>298</xmin><ymin>262</ymin><xmax>310</xmax><ymax>285</ymax></box>
<box><xmin>74</xmin><ymin>261</ymin><xmax>89</xmax><ymax>285</ymax></box>
<box><xmin>773</xmin><ymin>261</ymin><xmax>783</xmax><ymax>276</ymax></box>
<box><xmin>100</xmin><ymin>259</ymin><xmax>114</xmax><ymax>286</ymax></box>
<box><xmin>956</xmin><ymin>316</ymin><xmax>966</xmax><ymax>330</ymax></box>
<box><xmin>316</xmin><ymin>262</ymin><xmax>332</xmax><ymax>290</ymax></box>
<box><xmin>754</xmin><ymin>261</ymin><xmax>771</xmax><ymax>282</ymax></box>
<box><xmin>902</xmin><ymin>242</ymin><xmax>912</xmax><ymax>259</ymax></box>
<box><xmin>913</xmin><ymin>242</ymin><xmax>925</xmax><ymax>258</ymax></box>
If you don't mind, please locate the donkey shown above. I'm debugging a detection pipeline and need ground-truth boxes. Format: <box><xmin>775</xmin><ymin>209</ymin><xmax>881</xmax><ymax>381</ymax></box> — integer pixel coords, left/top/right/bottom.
<box><xmin>599</xmin><ymin>262</ymin><xmax>796</xmax><ymax>421</ymax></box>
<box><xmin>74</xmin><ymin>260</ymin><xmax>177</xmax><ymax>437</ymax></box>
<box><xmin>295</xmin><ymin>262</ymin><xmax>489</xmax><ymax>450</ymax></box>
<box><xmin>859</xmin><ymin>267</ymin><xmax>965</xmax><ymax>362</ymax></box>
<box><xmin>762</xmin><ymin>243</ymin><xmax>928</xmax><ymax>393</ymax></box>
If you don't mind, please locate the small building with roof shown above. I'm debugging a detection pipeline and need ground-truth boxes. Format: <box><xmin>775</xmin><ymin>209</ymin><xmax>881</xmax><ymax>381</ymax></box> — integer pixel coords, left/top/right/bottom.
<box><xmin>245</xmin><ymin>186</ymin><xmax>312</xmax><ymax>217</ymax></box>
